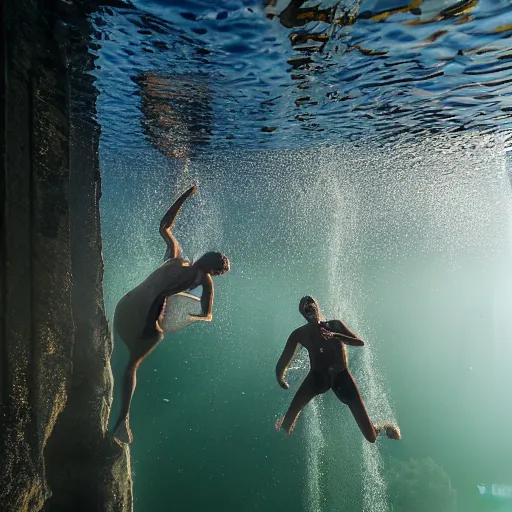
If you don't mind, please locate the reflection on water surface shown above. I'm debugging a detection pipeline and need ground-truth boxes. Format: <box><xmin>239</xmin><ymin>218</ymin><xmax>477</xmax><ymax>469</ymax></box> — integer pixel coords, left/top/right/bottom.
<box><xmin>92</xmin><ymin>0</ymin><xmax>512</xmax><ymax>154</ymax></box>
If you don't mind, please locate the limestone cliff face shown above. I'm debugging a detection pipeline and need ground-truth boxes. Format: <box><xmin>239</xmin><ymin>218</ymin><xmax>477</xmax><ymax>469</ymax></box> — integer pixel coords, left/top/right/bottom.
<box><xmin>0</xmin><ymin>1</ymin><xmax>133</xmax><ymax>510</ymax></box>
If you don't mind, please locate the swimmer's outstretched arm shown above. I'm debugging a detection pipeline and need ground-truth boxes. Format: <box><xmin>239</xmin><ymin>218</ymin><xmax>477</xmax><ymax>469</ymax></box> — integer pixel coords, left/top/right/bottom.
<box><xmin>160</xmin><ymin>184</ymin><xmax>198</xmax><ymax>259</ymax></box>
<box><xmin>276</xmin><ymin>331</ymin><xmax>301</xmax><ymax>389</ymax></box>
<box><xmin>188</xmin><ymin>273</ymin><xmax>213</xmax><ymax>322</ymax></box>
<box><xmin>321</xmin><ymin>319</ymin><xmax>365</xmax><ymax>346</ymax></box>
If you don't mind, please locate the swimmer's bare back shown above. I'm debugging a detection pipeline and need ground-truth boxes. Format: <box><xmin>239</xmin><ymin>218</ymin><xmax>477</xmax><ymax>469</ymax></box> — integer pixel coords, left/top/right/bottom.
<box><xmin>115</xmin><ymin>259</ymin><xmax>198</xmax><ymax>349</ymax></box>
<box><xmin>275</xmin><ymin>296</ymin><xmax>401</xmax><ymax>442</ymax></box>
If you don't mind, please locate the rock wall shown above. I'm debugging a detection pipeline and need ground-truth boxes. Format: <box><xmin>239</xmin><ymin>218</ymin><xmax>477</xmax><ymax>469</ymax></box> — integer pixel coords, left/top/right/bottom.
<box><xmin>0</xmin><ymin>1</ymin><xmax>133</xmax><ymax>510</ymax></box>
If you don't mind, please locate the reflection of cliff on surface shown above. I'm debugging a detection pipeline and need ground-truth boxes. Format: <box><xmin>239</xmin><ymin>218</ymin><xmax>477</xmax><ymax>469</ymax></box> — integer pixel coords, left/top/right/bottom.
<box><xmin>266</xmin><ymin>0</ymin><xmax>481</xmax><ymax>71</ymax></box>
<box><xmin>134</xmin><ymin>72</ymin><xmax>212</xmax><ymax>159</ymax></box>
<box><xmin>262</xmin><ymin>0</ymin><xmax>511</xmax><ymax>142</ymax></box>
<box><xmin>386</xmin><ymin>457</ymin><xmax>458</xmax><ymax>512</ymax></box>
<box><xmin>266</xmin><ymin>0</ymin><xmax>479</xmax><ymax>29</ymax></box>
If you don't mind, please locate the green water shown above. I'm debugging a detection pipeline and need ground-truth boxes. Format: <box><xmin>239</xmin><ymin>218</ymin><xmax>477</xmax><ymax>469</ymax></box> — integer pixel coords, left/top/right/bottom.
<box><xmin>101</xmin><ymin>136</ymin><xmax>512</xmax><ymax>512</ymax></box>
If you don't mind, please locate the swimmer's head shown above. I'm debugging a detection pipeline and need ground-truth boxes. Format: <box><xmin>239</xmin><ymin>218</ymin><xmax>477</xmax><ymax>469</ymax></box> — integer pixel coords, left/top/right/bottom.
<box><xmin>299</xmin><ymin>296</ymin><xmax>321</xmax><ymax>322</ymax></box>
<box><xmin>194</xmin><ymin>252</ymin><xmax>231</xmax><ymax>276</ymax></box>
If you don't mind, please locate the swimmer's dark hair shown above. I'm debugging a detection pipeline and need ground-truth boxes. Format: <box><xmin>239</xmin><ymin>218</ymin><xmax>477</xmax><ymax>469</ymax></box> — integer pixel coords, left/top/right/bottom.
<box><xmin>194</xmin><ymin>252</ymin><xmax>230</xmax><ymax>276</ymax></box>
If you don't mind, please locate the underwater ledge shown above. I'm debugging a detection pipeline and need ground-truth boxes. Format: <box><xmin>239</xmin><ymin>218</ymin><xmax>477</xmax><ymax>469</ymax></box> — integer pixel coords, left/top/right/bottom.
<box><xmin>0</xmin><ymin>0</ymin><xmax>133</xmax><ymax>510</ymax></box>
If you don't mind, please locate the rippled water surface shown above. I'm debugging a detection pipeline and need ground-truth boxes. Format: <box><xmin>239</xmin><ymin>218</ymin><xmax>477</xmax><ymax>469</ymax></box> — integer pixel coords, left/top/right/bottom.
<box><xmin>92</xmin><ymin>0</ymin><xmax>512</xmax><ymax>154</ymax></box>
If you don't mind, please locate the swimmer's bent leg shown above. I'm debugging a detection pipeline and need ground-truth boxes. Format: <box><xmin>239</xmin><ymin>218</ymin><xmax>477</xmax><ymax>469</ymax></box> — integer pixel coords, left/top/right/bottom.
<box><xmin>113</xmin><ymin>360</ymin><xmax>138</xmax><ymax>444</ymax></box>
<box><xmin>331</xmin><ymin>370</ymin><xmax>378</xmax><ymax>443</ymax></box>
<box><xmin>113</xmin><ymin>334</ymin><xmax>162</xmax><ymax>444</ymax></box>
<box><xmin>160</xmin><ymin>185</ymin><xmax>197</xmax><ymax>259</ymax></box>
<box><xmin>279</xmin><ymin>372</ymin><xmax>323</xmax><ymax>435</ymax></box>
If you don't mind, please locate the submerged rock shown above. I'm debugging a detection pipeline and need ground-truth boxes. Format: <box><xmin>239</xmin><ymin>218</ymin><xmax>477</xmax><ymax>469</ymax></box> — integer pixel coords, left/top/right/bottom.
<box><xmin>0</xmin><ymin>0</ymin><xmax>132</xmax><ymax>510</ymax></box>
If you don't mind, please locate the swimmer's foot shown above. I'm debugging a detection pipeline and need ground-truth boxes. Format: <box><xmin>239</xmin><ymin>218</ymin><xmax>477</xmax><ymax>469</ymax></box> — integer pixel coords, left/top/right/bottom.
<box><xmin>375</xmin><ymin>423</ymin><xmax>401</xmax><ymax>440</ymax></box>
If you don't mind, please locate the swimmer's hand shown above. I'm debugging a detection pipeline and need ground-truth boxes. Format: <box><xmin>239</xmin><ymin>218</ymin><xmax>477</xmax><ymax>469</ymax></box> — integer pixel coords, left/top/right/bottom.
<box><xmin>319</xmin><ymin>322</ymin><xmax>365</xmax><ymax>346</ymax></box>
<box><xmin>187</xmin><ymin>313</ymin><xmax>212</xmax><ymax>322</ymax></box>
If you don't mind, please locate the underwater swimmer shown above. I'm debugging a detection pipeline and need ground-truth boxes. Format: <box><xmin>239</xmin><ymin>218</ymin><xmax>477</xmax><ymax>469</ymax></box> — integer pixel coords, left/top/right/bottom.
<box><xmin>275</xmin><ymin>296</ymin><xmax>401</xmax><ymax>442</ymax></box>
<box><xmin>112</xmin><ymin>185</ymin><xmax>230</xmax><ymax>443</ymax></box>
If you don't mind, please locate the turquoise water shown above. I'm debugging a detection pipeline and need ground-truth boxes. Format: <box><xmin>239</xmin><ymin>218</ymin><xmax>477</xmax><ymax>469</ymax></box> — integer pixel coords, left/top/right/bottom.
<box><xmin>95</xmin><ymin>1</ymin><xmax>512</xmax><ymax>511</ymax></box>
<box><xmin>100</xmin><ymin>140</ymin><xmax>512</xmax><ymax>511</ymax></box>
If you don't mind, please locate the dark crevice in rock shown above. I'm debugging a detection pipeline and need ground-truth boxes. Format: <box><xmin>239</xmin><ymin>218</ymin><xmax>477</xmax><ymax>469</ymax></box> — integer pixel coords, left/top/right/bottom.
<box><xmin>0</xmin><ymin>0</ymin><xmax>6</xmax><ymax>408</ymax></box>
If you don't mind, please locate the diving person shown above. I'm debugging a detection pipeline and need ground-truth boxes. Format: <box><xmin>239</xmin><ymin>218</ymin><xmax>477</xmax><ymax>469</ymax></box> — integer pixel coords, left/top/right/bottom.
<box><xmin>275</xmin><ymin>296</ymin><xmax>401</xmax><ymax>442</ymax></box>
<box><xmin>112</xmin><ymin>185</ymin><xmax>230</xmax><ymax>444</ymax></box>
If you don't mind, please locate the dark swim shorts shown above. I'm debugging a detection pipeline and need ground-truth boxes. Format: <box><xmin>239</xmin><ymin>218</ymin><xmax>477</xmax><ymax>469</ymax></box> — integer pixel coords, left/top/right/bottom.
<box><xmin>309</xmin><ymin>369</ymin><xmax>361</xmax><ymax>404</ymax></box>
<box><xmin>331</xmin><ymin>369</ymin><xmax>361</xmax><ymax>404</ymax></box>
